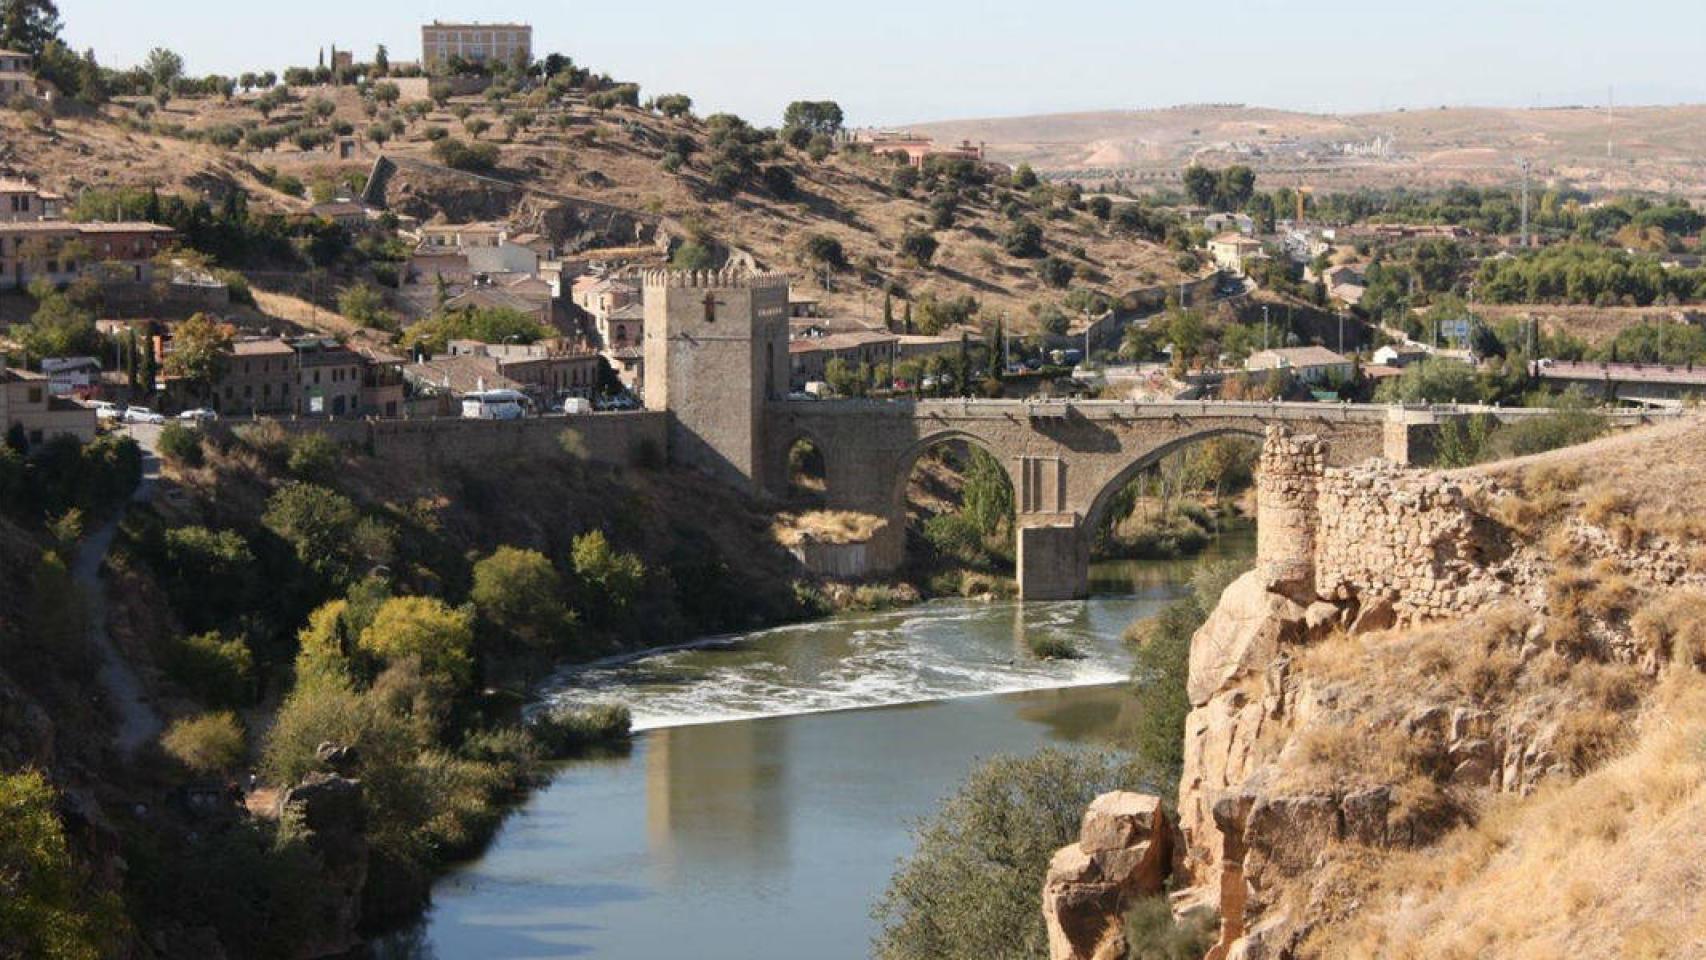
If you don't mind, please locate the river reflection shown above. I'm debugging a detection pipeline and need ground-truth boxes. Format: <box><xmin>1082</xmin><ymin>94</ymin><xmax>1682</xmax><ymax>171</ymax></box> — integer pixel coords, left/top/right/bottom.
<box><xmin>380</xmin><ymin>525</ymin><xmax>1252</xmax><ymax>960</ymax></box>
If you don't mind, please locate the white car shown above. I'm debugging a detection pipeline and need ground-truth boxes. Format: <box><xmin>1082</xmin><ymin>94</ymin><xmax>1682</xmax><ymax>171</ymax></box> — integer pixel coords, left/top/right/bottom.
<box><xmin>177</xmin><ymin>408</ymin><xmax>219</xmax><ymax>423</ymax></box>
<box><xmin>122</xmin><ymin>406</ymin><xmax>166</xmax><ymax>425</ymax></box>
<box><xmin>92</xmin><ymin>401</ymin><xmax>122</xmax><ymax>421</ymax></box>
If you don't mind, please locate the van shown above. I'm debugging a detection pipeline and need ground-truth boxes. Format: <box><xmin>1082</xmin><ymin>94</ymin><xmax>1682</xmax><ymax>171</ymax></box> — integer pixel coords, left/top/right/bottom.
<box><xmin>560</xmin><ymin>397</ymin><xmax>591</xmax><ymax>415</ymax></box>
<box><xmin>461</xmin><ymin>389</ymin><xmax>529</xmax><ymax>420</ymax></box>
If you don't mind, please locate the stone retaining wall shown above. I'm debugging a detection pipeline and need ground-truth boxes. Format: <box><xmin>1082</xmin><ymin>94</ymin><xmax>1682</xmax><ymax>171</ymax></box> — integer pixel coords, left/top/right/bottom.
<box><xmin>227</xmin><ymin>412</ymin><xmax>667</xmax><ymax>471</ymax></box>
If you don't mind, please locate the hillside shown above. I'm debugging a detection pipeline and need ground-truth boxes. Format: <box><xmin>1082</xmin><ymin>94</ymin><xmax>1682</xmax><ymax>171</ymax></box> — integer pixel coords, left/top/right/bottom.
<box><xmin>912</xmin><ymin>103</ymin><xmax>1706</xmax><ymax>197</ymax></box>
<box><xmin>1137</xmin><ymin>416</ymin><xmax>1706</xmax><ymax>959</ymax></box>
<box><xmin>0</xmin><ymin>83</ymin><xmax>1194</xmax><ymax>332</ymax></box>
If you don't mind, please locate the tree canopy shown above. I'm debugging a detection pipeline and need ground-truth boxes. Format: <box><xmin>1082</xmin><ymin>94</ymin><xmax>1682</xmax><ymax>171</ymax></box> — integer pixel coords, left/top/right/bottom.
<box><xmin>0</xmin><ymin>0</ymin><xmax>61</xmax><ymax>55</ymax></box>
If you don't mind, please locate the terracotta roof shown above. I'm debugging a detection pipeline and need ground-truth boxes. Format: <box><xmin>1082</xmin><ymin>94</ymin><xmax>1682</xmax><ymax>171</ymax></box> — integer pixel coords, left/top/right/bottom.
<box><xmin>608</xmin><ymin>302</ymin><xmax>645</xmax><ymax>321</ymax></box>
<box><xmin>447</xmin><ymin>286</ymin><xmax>540</xmax><ymax>314</ymax></box>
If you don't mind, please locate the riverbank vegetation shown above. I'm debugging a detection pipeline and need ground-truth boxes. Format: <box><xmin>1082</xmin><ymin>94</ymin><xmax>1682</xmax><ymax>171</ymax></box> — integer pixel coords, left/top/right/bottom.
<box><xmin>72</xmin><ymin>421</ymin><xmax>836</xmax><ymax>953</ymax></box>
<box><xmin>1096</xmin><ymin>436</ymin><xmax>1258</xmax><ymax>561</ymax></box>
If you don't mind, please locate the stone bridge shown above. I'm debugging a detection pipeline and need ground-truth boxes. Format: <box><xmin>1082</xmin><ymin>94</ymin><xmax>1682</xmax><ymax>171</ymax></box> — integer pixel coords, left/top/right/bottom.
<box><xmin>760</xmin><ymin>399</ymin><xmax>1668</xmax><ymax>600</ymax></box>
<box><xmin>638</xmin><ymin>268</ymin><xmax>1676</xmax><ymax>601</ymax></box>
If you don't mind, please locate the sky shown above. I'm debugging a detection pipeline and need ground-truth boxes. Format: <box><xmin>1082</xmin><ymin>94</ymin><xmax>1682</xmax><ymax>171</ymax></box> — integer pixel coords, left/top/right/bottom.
<box><xmin>57</xmin><ymin>0</ymin><xmax>1706</xmax><ymax>127</ymax></box>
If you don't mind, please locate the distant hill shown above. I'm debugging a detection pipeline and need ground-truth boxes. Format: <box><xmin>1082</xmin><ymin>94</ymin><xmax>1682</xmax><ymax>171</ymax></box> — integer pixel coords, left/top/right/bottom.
<box><xmin>912</xmin><ymin>104</ymin><xmax>1706</xmax><ymax>196</ymax></box>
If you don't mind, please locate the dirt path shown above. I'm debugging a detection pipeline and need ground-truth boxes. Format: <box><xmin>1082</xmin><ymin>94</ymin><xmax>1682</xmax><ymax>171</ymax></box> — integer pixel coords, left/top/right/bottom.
<box><xmin>77</xmin><ymin>424</ymin><xmax>164</xmax><ymax>756</ymax></box>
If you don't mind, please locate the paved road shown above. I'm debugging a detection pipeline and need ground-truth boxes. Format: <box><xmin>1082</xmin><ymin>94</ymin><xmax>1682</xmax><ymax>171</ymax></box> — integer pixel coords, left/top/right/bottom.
<box><xmin>76</xmin><ymin>423</ymin><xmax>163</xmax><ymax>756</ymax></box>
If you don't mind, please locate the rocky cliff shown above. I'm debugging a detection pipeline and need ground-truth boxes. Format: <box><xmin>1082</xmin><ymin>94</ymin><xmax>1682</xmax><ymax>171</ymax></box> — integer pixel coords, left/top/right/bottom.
<box><xmin>1053</xmin><ymin>418</ymin><xmax>1706</xmax><ymax>960</ymax></box>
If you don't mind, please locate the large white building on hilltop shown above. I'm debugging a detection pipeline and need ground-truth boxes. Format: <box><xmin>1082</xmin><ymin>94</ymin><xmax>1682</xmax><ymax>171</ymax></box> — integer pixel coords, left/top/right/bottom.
<box><xmin>421</xmin><ymin>22</ymin><xmax>533</xmax><ymax>70</ymax></box>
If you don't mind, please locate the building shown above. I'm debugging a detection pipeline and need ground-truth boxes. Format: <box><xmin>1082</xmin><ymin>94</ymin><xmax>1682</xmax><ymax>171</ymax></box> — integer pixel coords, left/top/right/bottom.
<box><xmin>1372</xmin><ymin>343</ymin><xmax>1429</xmax><ymax>368</ymax></box>
<box><xmin>788</xmin><ymin>330</ymin><xmax>899</xmax><ymax>387</ymax></box>
<box><xmin>445</xmin><ymin>340</ymin><xmax>601</xmax><ymax>401</ymax></box>
<box><xmin>421</xmin><ymin>22</ymin><xmax>532</xmax><ymax>71</ymax></box>
<box><xmin>445</xmin><ymin>283</ymin><xmax>551</xmax><ymax>327</ymax></box>
<box><xmin>207</xmin><ymin>337</ymin><xmax>365</xmax><ymax>416</ymax></box>
<box><xmin>0</xmin><ymin>49</ymin><xmax>50</xmax><ymax>104</ymax></box>
<box><xmin>308</xmin><ymin>200</ymin><xmax>370</xmax><ymax>231</ymax></box>
<box><xmin>1208</xmin><ymin>233</ymin><xmax>1265</xmax><ymax>276</ymax></box>
<box><xmin>0</xmin><ymin>221</ymin><xmax>177</xmax><ymax>289</ymax></box>
<box><xmin>852</xmin><ymin>130</ymin><xmax>988</xmax><ymax>170</ymax></box>
<box><xmin>39</xmin><ymin>356</ymin><xmax>103</xmax><ymax>397</ymax></box>
<box><xmin>409</xmin><ymin>223</ymin><xmax>530</xmax><ymax>286</ymax></box>
<box><xmin>352</xmin><ymin>345</ymin><xmax>405</xmax><ymax>417</ymax></box>
<box><xmin>1</xmin><ymin>367</ymin><xmax>97</xmax><ymax>446</ymax></box>
<box><xmin>1204</xmin><ymin>212</ymin><xmax>1255</xmax><ymax>235</ymax></box>
<box><xmin>1244</xmin><ymin>346</ymin><xmax>1354</xmax><ymax>385</ymax></box>
<box><xmin>0</xmin><ymin>178</ymin><xmax>64</xmax><ymax>222</ymax></box>
<box><xmin>895</xmin><ymin>333</ymin><xmax>963</xmax><ymax>363</ymax></box>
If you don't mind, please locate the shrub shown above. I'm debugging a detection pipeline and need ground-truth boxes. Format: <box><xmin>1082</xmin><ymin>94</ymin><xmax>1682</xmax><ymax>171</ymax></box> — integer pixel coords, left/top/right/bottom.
<box><xmin>874</xmin><ymin>748</ymin><xmax>1145</xmax><ymax>960</ymax></box>
<box><xmin>1027</xmin><ymin>634</ymin><xmax>1080</xmax><ymax>660</ymax></box>
<box><xmin>156</xmin><ymin>421</ymin><xmax>203</xmax><ymax>466</ymax></box>
<box><xmin>528</xmin><ymin>703</ymin><xmax>632</xmax><ymax>758</ymax></box>
<box><xmin>161</xmin><ymin>712</ymin><xmax>246</xmax><ymax>776</ymax></box>
<box><xmin>286</xmin><ymin>432</ymin><xmax>339</xmax><ymax>482</ymax></box>
<box><xmin>1124</xmin><ymin>896</ymin><xmax>1219</xmax><ymax>960</ymax></box>
<box><xmin>167</xmin><ymin>632</ymin><xmax>254</xmax><ymax>707</ymax></box>
<box><xmin>900</xmin><ymin>230</ymin><xmax>938</xmax><ymax>267</ymax></box>
<box><xmin>262</xmin><ymin>483</ymin><xmax>364</xmax><ymax>585</ymax></box>
<box><xmin>1003</xmin><ymin>218</ymin><xmax>1045</xmax><ymax>258</ymax></box>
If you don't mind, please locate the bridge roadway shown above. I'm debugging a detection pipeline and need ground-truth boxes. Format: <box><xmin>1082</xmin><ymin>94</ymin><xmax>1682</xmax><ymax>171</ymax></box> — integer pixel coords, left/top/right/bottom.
<box><xmin>763</xmin><ymin>399</ymin><xmax>1675</xmax><ymax>600</ymax></box>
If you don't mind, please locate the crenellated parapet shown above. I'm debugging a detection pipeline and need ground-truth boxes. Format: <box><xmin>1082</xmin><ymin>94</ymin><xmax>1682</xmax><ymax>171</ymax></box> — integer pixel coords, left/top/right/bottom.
<box><xmin>640</xmin><ymin>268</ymin><xmax>789</xmax><ymax>290</ymax></box>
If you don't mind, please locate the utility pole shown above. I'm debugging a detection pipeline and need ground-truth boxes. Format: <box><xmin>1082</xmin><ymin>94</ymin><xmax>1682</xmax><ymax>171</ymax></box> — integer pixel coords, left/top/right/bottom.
<box><xmin>1262</xmin><ymin>304</ymin><xmax>1270</xmax><ymax>351</ymax></box>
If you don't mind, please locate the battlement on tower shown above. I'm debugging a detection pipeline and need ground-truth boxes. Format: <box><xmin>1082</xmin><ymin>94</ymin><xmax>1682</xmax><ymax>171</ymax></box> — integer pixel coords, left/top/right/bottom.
<box><xmin>640</xmin><ymin>268</ymin><xmax>789</xmax><ymax>291</ymax></box>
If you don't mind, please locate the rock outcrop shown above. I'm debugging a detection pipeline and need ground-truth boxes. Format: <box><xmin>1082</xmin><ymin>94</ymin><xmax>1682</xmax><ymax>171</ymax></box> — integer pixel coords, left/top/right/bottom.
<box><xmin>1043</xmin><ymin>792</ymin><xmax>1172</xmax><ymax>960</ymax></box>
<box><xmin>277</xmin><ymin>773</ymin><xmax>369</xmax><ymax>959</ymax></box>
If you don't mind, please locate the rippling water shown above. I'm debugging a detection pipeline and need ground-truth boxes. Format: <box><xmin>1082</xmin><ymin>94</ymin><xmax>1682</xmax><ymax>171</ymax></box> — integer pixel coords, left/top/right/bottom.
<box><xmin>381</xmin><ymin>526</ymin><xmax>1253</xmax><ymax>960</ymax></box>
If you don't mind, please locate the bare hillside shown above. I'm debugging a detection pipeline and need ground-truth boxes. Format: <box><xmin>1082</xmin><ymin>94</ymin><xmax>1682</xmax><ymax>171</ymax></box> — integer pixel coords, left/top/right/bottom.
<box><xmin>1</xmin><ymin>87</ymin><xmax>1192</xmax><ymax>331</ymax></box>
<box><xmin>913</xmin><ymin>104</ymin><xmax>1706</xmax><ymax>197</ymax></box>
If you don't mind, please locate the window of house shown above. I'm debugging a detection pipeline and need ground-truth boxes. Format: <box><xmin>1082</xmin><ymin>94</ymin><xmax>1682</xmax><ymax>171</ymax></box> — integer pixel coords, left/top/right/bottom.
<box><xmin>27</xmin><ymin>387</ymin><xmax>42</xmax><ymax>403</ymax></box>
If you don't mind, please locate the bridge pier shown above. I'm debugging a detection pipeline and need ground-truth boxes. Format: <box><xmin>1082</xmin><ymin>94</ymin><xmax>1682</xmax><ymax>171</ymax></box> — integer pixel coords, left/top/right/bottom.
<box><xmin>1016</xmin><ymin>518</ymin><xmax>1089</xmax><ymax>601</ymax></box>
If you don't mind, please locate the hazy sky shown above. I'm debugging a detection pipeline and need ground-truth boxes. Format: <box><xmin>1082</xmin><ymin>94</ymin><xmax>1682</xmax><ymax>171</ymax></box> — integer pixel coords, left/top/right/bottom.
<box><xmin>58</xmin><ymin>0</ymin><xmax>1706</xmax><ymax>127</ymax></box>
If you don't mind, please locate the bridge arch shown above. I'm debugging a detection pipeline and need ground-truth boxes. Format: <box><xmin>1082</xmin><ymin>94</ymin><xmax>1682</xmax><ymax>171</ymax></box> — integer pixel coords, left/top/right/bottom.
<box><xmin>1080</xmin><ymin>426</ymin><xmax>1266</xmax><ymax>538</ymax></box>
<box><xmin>886</xmin><ymin>428</ymin><xmax>1017</xmax><ymax>515</ymax></box>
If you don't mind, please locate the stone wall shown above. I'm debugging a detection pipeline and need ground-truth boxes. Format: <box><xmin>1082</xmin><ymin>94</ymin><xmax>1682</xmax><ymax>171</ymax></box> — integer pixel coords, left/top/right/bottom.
<box><xmin>230</xmin><ymin>412</ymin><xmax>667</xmax><ymax>471</ymax></box>
<box><xmin>1256</xmin><ymin>426</ymin><xmax>1506</xmax><ymax>625</ymax></box>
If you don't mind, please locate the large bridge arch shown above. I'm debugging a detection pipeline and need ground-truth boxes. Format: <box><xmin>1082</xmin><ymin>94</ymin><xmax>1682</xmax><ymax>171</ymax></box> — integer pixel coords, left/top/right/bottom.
<box><xmin>886</xmin><ymin>428</ymin><xmax>1019</xmax><ymax>515</ymax></box>
<box><xmin>1079</xmin><ymin>426</ymin><xmax>1266</xmax><ymax>539</ymax></box>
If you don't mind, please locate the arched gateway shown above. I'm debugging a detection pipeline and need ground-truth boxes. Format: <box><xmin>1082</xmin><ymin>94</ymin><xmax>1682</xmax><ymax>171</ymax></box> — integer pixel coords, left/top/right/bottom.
<box><xmin>641</xmin><ymin>269</ymin><xmax>1662</xmax><ymax>599</ymax></box>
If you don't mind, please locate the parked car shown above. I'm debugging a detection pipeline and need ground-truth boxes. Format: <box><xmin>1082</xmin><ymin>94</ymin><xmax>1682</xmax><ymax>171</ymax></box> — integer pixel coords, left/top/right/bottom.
<box><xmin>593</xmin><ymin>392</ymin><xmax>640</xmax><ymax>412</ymax></box>
<box><xmin>122</xmin><ymin>406</ymin><xmax>166</xmax><ymax>425</ymax></box>
<box><xmin>177</xmin><ymin>408</ymin><xmax>219</xmax><ymax>423</ymax></box>
<box><xmin>558</xmin><ymin>397</ymin><xmax>592</xmax><ymax>415</ymax></box>
<box><xmin>91</xmin><ymin>401</ymin><xmax>121</xmax><ymax>421</ymax></box>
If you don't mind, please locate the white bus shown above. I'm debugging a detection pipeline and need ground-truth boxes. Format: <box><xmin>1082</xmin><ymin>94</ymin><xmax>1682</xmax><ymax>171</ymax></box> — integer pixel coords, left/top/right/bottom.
<box><xmin>461</xmin><ymin>389</ymin><xmax>530</xmax><ymax>421</ymax></box>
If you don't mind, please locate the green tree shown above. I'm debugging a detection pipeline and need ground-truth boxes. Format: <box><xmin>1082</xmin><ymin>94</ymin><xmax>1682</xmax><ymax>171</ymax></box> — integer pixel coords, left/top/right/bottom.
<box><xmin>804</xmin><ymin>233</ymin><xmax>846</xmax><ymax>271</ymax></box>
<box><xmin>357</xmin><ymin>596</ymin><xmax>475</xmax><ymax>686</ymax></box>
<box><xmin>471</xmin><ymin>546</ymin><xmax>575</xmax><ymax>652</ymax></box>
<box><xmin>874</xmin><ymin>748</ymin><xmax>1146</xmax><ymax>960</ymax></box>
<box><xmin>0</xmin><ymin>0</ymin><xmax>61</xmax><ymax>55</ymax></box>
<box><xmin>1182</xmin><ymin>164</ymin><xmax>1218</xmax><ymax>207</ymax></box>
<box><xmin>1038</xmin><ymin>255</ymin><xmax>1074</xmax><ymax>288</ymax></box>
<box><xmin>143</xmin><ymin>46</ymin><xmax>183</xmax><ymax>91</ymax></box>
<box><xmin>262</xmin><ymin>483</ymin><xmax>365</xmax><ymax>585</ymax></box>
<box><xmin>0</xmin><ymin>769</ymin><xmax>120</xmax><ymax>960</ymax></box>
<box><xmin>781</xmin><ymin>100</ymin><xmax>844</xmax><ymax>136</ymax></box>
<box><xmin>162</xmin><ymin>312</ymin><xmax>233</xmax><ymax>403</ymax></box>
<box><xmin>571</xmin><ymin>530</ymin><xmax>645</xmax><ymax>626</ymax></box>
<box><xmin>654</xmin><ymin>93</ymin><xmax>693</xmax><ymax>118</ymax></box>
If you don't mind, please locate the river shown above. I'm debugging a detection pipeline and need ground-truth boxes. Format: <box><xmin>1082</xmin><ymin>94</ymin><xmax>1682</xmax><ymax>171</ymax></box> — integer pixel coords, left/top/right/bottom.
<box><xmin>378</xmin><ymin>525</ymin><xmax>1252</xmax><ymax>960</ymax></box>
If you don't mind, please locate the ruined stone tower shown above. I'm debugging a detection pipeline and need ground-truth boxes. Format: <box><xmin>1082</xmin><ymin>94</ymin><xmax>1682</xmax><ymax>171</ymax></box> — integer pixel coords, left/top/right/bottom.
<box><xmin>1255</xmin><ymin>426</ymin><xmax>1325</xmax><ymax>600</ymax></box>
<box><xmin>642</xmin><ymin>268</ymin><xmax>790</xmax><ymax>491</ymax></box>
